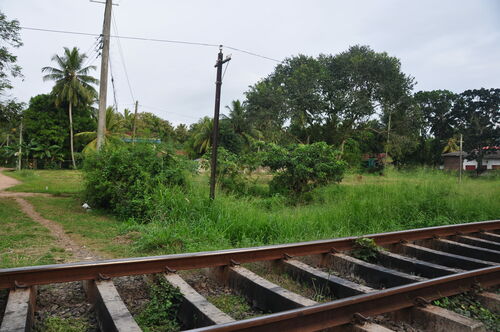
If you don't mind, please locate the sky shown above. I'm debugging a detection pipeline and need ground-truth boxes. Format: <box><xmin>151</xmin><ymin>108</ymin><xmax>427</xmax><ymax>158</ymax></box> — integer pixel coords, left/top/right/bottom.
<box><xmin>2</xmin><ymin>0</ymin><xmax>500</xmax><ymax>126</ymax></box>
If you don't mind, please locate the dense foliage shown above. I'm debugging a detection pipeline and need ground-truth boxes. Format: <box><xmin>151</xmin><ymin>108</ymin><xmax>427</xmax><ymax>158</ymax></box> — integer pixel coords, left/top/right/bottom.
<box><xmin>82</xmin><ymin>144</ymin><xmax>187</xmax><ymax>219</ymax></box>
<box><xmin>262</xmin><ymin>142</ymin><xmax>347</xmax><ymax>195</ymax></box>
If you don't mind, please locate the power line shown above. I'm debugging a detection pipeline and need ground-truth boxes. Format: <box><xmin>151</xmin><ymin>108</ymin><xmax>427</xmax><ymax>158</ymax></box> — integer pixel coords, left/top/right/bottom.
<box><xmin>139</xmin><ymin>104</ymin><xmax>200</xmax><ymax>120</ymax></box>
<box><xmin>109</xmin><ymin>55</ymin><xmax>119</xmax><ymax>110</ymax></box>
<box><xmin>20</xmin><ymin>26</ymin><xmax>281</xmax><ymax>62</ymax></box>
<box><xmin>111</xmin><ymin>12</ymin><xmax>135</xmax><ymax>102</ymax></box>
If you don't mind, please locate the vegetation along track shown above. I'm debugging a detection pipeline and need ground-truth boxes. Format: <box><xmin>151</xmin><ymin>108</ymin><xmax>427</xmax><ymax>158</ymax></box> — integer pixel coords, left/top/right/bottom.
<box><xmin>1</xmin><ymin>220</ymin><xmax>499</xmax><ymax>331</ymax></box>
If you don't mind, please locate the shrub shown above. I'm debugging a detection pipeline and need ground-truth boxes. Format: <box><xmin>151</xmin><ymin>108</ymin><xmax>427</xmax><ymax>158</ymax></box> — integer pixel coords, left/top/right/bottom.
<box><xmin>262</xmin><ymin>142</ymin><xmax>347</xmax><ymax>195</ymax></box>
<box><xmin>82</xmin><ymin>144</ymin><xmax>188</xmax><ymax>220</ymax></box>
<box><xmin>203</xmin><ymin>147</ymin><xmax>251</xmax><ymax>194</ymax></box>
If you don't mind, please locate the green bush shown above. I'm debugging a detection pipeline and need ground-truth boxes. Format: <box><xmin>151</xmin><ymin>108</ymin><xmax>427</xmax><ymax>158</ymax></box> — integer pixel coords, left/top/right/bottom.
<box><xmin>203</xmin><ymin>147</ymin><xmax>252</xmax><ymax>195</ymax></box>
<box><xmin>262</xmin><ymin>142</ymin><xmax>347</xmax><ymax>195</ymax></box>
<box><xmin>82</xmin><ymin>144</ymin><xmax>188</xmax><ymax>220</ymax></box>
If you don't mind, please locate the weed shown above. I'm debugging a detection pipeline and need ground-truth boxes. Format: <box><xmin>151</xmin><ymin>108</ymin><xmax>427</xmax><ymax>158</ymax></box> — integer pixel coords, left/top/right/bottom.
<box><xmin>433</xmin><ymin>293</ymin><xmax>499</xmax><ymax>331</ymax></box>
<box><xmin>351</xmin><ymin>238</ymin><xmax>383</xmax><ymax>262</ymax></box>
<box><xmin>207</xmin><ymin>294</ymin><xmax>256</xmax><ymax>320</ymax></box>
<box><xmin>36</xmin><ymin>316</ymin><xmax>89</xmax><ymax>332</ymax></box>
<box><xmin>135</xmin><ymin>277</ymin><xmax>182</xmax><ymax>332</ymax></box>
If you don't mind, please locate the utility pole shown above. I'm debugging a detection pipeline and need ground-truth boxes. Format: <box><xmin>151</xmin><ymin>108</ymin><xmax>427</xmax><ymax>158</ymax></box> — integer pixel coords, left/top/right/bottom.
<box><xmin>209</xmin><ymin>46</ymin><xmax>231</xmax><ymax>200</ymax></box>
<box><xmin>132</xmin><ymin>100</ymin><xmax>138</xmax><ymax>144</ymax></box>
<box><xmin>459</xmin><ymin>134</ymin><xmax>463</xmax><ymax>183</ymax></box>
<box><xmin>385</xmin><ymin>111</ymin><xmax>392</xmax><ymax>163</ymax></box>
<box><xmin>17</xmin><ymin>122</ymin><xmax>22</xmax><ymax>171</ymax></box>
<box><xmin>96</xmin><ymin>0</ymin><xmax>112</xmax><ymax>150</ymax></box>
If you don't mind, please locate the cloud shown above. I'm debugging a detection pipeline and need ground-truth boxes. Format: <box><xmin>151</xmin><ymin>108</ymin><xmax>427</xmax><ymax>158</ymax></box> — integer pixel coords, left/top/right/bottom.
<box><xmin>3</xmin><ymin>0</ymin><xmax>499</xmax><ymax>125</ymax></box>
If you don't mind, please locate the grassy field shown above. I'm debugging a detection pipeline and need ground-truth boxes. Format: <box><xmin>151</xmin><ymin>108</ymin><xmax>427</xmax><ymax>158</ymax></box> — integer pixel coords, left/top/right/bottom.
<box><xmin>2</xmin><ymin>168</ymin><xmax>500</xmax><ymax>259</ymax></box>
<box><xmin>0</xmin><ymin>199</ymin><xmax>67</xmax><ymax>268</ymax></box>
<box><xmin>26</xmin><ymin>196</ymin><xmax>136</xmax><ymax>259</ymax></box>
<box><xmin>3</xmin><ymin>169</ymin><xmax>83</xmax><ymax>195</ymax></box>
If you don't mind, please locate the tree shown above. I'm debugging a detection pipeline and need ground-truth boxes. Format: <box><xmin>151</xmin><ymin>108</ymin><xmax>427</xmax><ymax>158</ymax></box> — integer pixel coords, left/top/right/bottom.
<box><xmin>188</xmin><ymin>116</ymin><xmax>213</xmax><ymax>155</ymax></box>
<box><xmin>0</xmin><ymin>11</ymin><xmax>22</xmax><ymax>94</ymax></box>
<box><xmin>42</xmin><ymin>47</ymin><xmax>98</xmax><ymax>168</ymax></box>
<box><xmin>224</xmin><ymin>99</ymin><xmax>262</xmax><ymax>149</ymax></box>
<box><xmin>319</xmin><ymin>45</ymin><xmax>415</xmax><ymax>153</ymax></box>
<box><xmin>0</xmin><ymin>11</ymin><xmax>23</xmax><ymax>149</ymax></box>
<box><xmin>244</xmin><ymin>46</ymin><xmax>415</xmax><ymax>155</ymax></box>
<box><xmin>453</xmin><ymin>88</ymin><xmax>500</xmax><ymax>152</ymax></box>
<box><xmin>414</xmin><ymin>90</ymin><xmax>458</xmax><ymax>164</ymax></box>
<box><xmin>174</xmin><ymin>124</ymin><xmax>189</xmax><ymax>144</ymax></box>
<box><xmin>76</xmin><ymin>106</ymin><xmax>123</xmax><ymax>153</ymax></box>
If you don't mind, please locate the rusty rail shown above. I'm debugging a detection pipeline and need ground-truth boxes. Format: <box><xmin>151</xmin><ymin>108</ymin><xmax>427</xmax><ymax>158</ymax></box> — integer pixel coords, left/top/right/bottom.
<box><xmin>1</xmin><ymin>219</ymin><xmax>499</xmax><ymax>289</ymax></box>
<box><xmin>189</xmin><ymin>266</ymin><xmax>500</xmax><ymax>331</ymax></box>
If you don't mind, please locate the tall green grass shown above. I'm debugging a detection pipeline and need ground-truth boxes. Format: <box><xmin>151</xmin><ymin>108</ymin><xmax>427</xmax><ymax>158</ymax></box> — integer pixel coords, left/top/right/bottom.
<box><xmin>126</xmin><ymin>169</ymin><xmax>500</xmax><ymax>254</ymax></box>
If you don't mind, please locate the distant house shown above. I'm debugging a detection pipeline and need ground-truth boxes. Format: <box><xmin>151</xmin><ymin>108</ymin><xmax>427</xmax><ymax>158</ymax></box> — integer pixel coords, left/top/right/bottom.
<box><xmin>442</xmin><ymin>147</ymin><xmax>500</xmax><ymax>171</ymax></box>
<box><xmin>441</xmin><ymin>152</ymin><xmax>467</xmax><ymax>170</ymax></box>
<box><xmin>483</xmin><ymin>150</ymin><xmax>500</xmax><ymax>170</ymax></box>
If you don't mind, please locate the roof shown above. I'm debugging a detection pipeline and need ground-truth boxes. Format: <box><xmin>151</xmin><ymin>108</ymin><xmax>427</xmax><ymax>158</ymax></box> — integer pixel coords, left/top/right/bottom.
<box><xmin>441</xmin><ymin>151</ymin><xmax>467</xmax><ymax>157</ymax></box>
<box><xmin>483</xmin><ymin>151</ymin><xmax>500</xmax><ymax>160</ymax></box>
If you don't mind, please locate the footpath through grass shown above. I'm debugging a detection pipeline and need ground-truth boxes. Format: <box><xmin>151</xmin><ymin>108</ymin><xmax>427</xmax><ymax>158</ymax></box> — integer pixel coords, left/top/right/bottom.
<box><xmin>0</xmin><ymin>199</ymin><xmax>67</xmax><ymax>268</ymax></box>
<box><xmin>26</xmin><ymin>196</ymin><xmax>136</xmax><ymax>259</ymax></box>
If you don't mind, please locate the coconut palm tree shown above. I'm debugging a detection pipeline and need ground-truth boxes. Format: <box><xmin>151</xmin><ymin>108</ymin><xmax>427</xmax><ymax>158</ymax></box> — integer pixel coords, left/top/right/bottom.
<box><xmin>42</xmin><ymin>47</ymin><xmax>98</xmax><ymax>169</ymax></box>
<box><xmin>76</xmin><ymin>106</ymin><xmax>123</xmax><ymax>153</ymax></box>
<box><xmin>190</xmin><ymin>117</ymin><xmax>213</xmax><ymax>154</ymax></box>
<box><xmin>225</xmin><ymin>99</ymin><xmax>262</xmax><ymax>146</ymax></box>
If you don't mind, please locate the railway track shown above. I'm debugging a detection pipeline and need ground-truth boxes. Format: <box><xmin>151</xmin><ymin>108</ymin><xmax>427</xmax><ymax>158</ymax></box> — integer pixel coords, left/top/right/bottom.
<box><xmin>1</xmin><ymin>220</ymin><xmax>499</xmax><ymax>331</ymax></box>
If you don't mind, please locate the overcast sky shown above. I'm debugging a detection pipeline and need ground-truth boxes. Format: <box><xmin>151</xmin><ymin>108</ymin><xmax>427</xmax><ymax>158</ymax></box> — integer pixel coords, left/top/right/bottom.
<box><xmin>2</xmin><ymin>0</ymin><xmax>500</xmax><ymax>126</ymax></box>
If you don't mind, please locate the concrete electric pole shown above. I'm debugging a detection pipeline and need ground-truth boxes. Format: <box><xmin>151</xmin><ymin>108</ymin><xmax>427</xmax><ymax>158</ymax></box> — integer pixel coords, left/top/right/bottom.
<box><xmin>132</xmin><ymin>100</ymin><xmax>138</xmax><ymax>144</ymax></box>
<box><xmin>96</xmin><ymin>0</ymin><xmax>112</xmax><ymax>150</ymax></box>
<box><xmin>209</xmin><ymin>46</ymin><xmax>231</xmax><ymax>200</ymax></box>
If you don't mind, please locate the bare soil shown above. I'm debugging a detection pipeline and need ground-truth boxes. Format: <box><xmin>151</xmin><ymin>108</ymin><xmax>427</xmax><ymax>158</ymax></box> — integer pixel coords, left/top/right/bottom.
<box><xmin>0</xmin><ymin>168</ymin><xmax>20</xmax><ymax>191</ymax></box>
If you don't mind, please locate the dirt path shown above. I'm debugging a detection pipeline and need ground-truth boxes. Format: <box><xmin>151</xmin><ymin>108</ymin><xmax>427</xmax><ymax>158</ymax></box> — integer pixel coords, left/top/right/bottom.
<box><xmin>0</xmin><ymin>168</ymin><xmax>20</xmax><ymax>190</ymax></box>
<box><xmin>0</xmin><ymin>168</ymin><xmax>100</xmax><ymax>262</ymax></box>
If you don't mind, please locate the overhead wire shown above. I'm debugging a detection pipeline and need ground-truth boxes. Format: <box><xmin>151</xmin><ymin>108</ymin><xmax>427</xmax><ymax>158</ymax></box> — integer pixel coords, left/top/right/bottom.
<box><xmin>111</xmin><ymin>12</ymin><xmax>135</xmax><ymax>103</ymax></box>
<box><xmin>139</xmin><ymin>104</ymin><xmax>200</xmax><ymax>120</ymax></box>
<box><xmin>109</xmin><ymin>55</ymin><xmax>119</xmax><ymax>110</ymax></box>
<box><xmin>20</xmin><ymin>26</ymin><xmax>281</xmax><ymax>63</ymax></box>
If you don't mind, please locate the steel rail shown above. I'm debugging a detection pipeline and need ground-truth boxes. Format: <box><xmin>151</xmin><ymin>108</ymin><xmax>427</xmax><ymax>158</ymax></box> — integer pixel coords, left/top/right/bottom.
<box><xmin>189</xmin><ymin>266</ymin><xmax>500</xmax><ymax>332</ymax></box>
<box><xmin>1</xmin><ymin>220</ymin><xmax>499</xmax><ymax>289</ymax></box>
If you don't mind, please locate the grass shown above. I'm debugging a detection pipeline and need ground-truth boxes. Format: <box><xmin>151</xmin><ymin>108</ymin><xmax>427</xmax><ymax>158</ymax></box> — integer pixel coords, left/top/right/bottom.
<box><xmin>206</xmin><ymin>294</ymin><xmax>257</xmax><ymax>320</ymax></box>
<box><xmin>3</xmin><ymin>168</ymin><xmax>500</xmax><ymax>260</ymax></box>
<box><xmin>0</xmin><ymin>198</ymin><xmax>67</xmax><ymax>268</ymax></box>
<box><xmin>25</xmin><ymin>196</ymin><xmax>136</xmax><ymax>259</ymax></box>
<box><xmin>3</xmin><ymin>169</ymin><xmax>83</xmax><ymax>195</ymax></box>
<box><xmin>34</xmin><ymin>317</ymin><xmax>90</xmax><ymax>332</ymax></box>
<box><xmin>129</xmin><ymin>168</ymin><xmax>500</xmax><ymax>255</ymax></box>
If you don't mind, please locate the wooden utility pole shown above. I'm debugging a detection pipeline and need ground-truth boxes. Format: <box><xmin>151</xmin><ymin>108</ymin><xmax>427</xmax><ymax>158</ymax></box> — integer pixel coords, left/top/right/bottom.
<box><xmin>459</xmin><ymin>134</ymin><xmax>463</xmax><ymax>183</ymax></box>
<box><xmin>132</xmin><ymin>100</ymin><xmax>138</xmax><ymax>144</ymax></box>
<box><xmin>209</xmin><ymin>46</ymin><xmax>231</xmax><ymax>200</ymax></box>
<box><xmin>17</xmin><ymin>122</ymin><xmax>22</xmax><ymax>171</ymax></box>
<box><xmin>385</xmin><ymin>111</ymin><xmax>392</xmax><ymax>163</ymax></box>
<box><xmin>96</xmin><ymin>0</ymin><xmax>112</xmax><ymax>150</ymax></box>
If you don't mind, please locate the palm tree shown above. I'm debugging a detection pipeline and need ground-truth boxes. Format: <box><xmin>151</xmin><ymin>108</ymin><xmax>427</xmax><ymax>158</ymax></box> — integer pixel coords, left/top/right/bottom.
<box><xmin>76</xmin><ymin>106</ymin><xmax>123</xmax><ymax>153</ymax></box>
<box><xmin>225</xmin><ymin>99</ymin><xmax>262</xmax><ymax>146</ymax></box>
<box><xmin>42</xmin><ymin>47</ymin><xmax>98</xmax><ymax>169</ymax></box>
<box><xmin>190</xmin><ymin>117</ymin><xmax>213</xmax><ymax>154</ymax></box>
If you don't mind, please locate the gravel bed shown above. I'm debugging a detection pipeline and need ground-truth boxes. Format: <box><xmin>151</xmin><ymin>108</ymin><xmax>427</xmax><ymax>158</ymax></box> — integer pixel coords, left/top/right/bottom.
<box><xmin>34</xmin><ymin>281</ymin><xmax>97</xmax><ymax>331</ymax></box>
<box><xmin>113</xmin><ymin>275</ymin><xmax>151</xmax><ymax>317</ymax></box>
<box><xmin>373</xmin><ymin>314</ymin><xmax>423</xmax><ymax>332</ymax></box>
<box><xmin>181</xmin><ymin>270</ymin><xmax>263</xmax><ymax>319</ymax></box>
<box><xmin>0</xmin><ymin>288</ymin><xmax>8</xmax><ymax>325</ymax></box>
